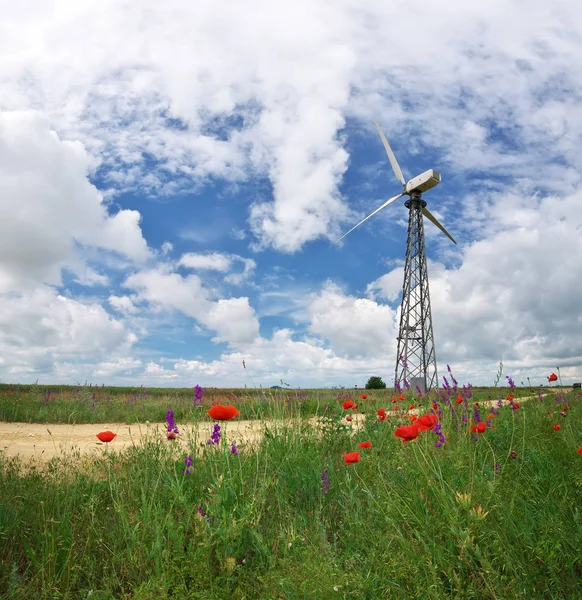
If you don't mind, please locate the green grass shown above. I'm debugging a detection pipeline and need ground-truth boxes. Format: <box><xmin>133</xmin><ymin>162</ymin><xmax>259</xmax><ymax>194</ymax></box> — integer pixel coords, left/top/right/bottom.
<box><xmin>0</xmin><ymin>382</ymin><xmax>549</xmax><ymax>424</ymax></box>
<box><xmin>1</xmin><ymin>383</ymin><xmax>582</xmax><ymax>598</ymax></box>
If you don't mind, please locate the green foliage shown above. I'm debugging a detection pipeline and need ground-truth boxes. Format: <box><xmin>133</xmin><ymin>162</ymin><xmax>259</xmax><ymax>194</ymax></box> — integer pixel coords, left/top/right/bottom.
<box><xmin>365</xmin><ymin>376</ymin><xmax>386</xmax><ymax>389</ymax></box>
<box><xmin>1</xmin><ymin>385</ymin><xmax>582</xmax><ymax>598</ymax></box>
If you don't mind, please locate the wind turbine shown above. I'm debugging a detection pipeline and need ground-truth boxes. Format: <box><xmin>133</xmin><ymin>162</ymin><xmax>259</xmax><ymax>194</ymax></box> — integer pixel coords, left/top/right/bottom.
<box><xmin>337</xmin><ymin>120</ymin><xmax>456</xmax><ymax>394</ymax></box>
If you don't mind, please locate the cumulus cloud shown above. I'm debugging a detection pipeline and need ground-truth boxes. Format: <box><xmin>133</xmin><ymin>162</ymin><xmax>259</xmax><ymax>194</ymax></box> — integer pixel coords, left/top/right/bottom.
<box><xmin>124</xmin><ymin>267</ymin><xmax>260</xmax><ymax>345</ymax></box>
<box><xmin>178</xmin><ymin>252</ymin><xmax>256</xmax><ymax>284</ymax></box>
<box><xmin>0</xmin><ymin>111</ymin><xmax>150</xmax><ymax>292</ymax></box>
<box><xmin>4</xmin><ymin>1</ymin><xmax>579</xmax><ymax>252</ymax></box>
<box><xmin>0</xmin><ymin>286</ymin><xmax>136</xmax><ymax>376</ymax></box>
<box><xmin>306</xmin><ymin>282</ymin><xmax>398</xmax><ymax>359</ymax></box>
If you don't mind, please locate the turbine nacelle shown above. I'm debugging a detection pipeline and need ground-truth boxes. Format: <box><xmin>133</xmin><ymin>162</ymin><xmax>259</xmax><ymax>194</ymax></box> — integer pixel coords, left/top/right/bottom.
<box><xmin>405</xmin><ymin>169</ymin><xmax>441</xmax><ymax>195</ymax></box>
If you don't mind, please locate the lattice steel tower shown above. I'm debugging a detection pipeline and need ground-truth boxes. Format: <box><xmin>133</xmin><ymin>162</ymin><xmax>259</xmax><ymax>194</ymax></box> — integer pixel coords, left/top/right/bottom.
<box><xmin>395</xmin><ymin>192</ymin><xmax>437</xmax><ymax>394</ymax></box>
<box><xmin>337</xmin><ymin>121</ymin><xmax>456</xmax><ymax>394</ymax></box>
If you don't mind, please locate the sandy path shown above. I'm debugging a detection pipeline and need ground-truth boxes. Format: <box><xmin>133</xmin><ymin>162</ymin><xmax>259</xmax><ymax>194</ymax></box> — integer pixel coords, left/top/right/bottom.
<box><xmin>0</xmin><ymin>388</ymin><xmax>567</xmax><ymax>463</ymax></box>
<box><xmin>0</xmin><ymin>416</ymin><xmax>364</xmax><ymax>463</ymax></box>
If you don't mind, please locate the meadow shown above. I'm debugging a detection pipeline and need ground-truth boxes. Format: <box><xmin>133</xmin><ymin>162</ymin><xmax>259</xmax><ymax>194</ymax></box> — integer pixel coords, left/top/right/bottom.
<box><xmin>1</xmin><ymin>375</ymin><xmax>582</xmax><ymax>599</ymax></box>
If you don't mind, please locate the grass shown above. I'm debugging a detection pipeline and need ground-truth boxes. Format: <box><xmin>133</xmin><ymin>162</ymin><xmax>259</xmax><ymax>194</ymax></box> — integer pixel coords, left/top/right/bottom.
<box><xmin>1</xmin><ymin>380</ymin><xmax>582</xmax><ymax>598</ymax></box>
<box><xmin>0</xmin><ymin>381</ymin><xmax>552</xmax><ymax>424</ymax></box>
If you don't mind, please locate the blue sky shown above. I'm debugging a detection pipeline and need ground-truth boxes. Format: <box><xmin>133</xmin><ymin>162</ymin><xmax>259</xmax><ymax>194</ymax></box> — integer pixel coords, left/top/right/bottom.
<box><xmin>1</xmin><ymin>0</ymin><xmax>582</xmax><ymax>388</ymax></box>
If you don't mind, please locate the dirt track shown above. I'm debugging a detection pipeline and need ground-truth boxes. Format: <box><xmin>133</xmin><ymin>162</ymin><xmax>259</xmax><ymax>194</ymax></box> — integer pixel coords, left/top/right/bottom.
<box><xmin>0</xmin><ymin>416</ymin><xmax>366</xmax><ymax>463</ymax></box>
<box><xmin>0</xmin><ymin>389</ymin><xmax>567</xmax><ymax>463</ymax></box>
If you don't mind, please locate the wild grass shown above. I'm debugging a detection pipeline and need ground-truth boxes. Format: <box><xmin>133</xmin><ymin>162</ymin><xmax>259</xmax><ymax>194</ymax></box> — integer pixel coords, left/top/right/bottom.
<box><xmin>1</xmin><ymin>379</ymin><xmax>582</xmax><ymax>599</ymax></box>
<box><xmin>0</xmin><ymin>382</ymin><xmax>547</xmax><ymax>424</ymax></box>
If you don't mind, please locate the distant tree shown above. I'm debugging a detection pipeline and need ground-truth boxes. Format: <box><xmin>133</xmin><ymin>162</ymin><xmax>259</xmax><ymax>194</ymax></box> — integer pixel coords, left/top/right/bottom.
<box><xmin>365</xmin><ymin>376</ymin><xmax>386</xmax><ymax>390</ymax></box>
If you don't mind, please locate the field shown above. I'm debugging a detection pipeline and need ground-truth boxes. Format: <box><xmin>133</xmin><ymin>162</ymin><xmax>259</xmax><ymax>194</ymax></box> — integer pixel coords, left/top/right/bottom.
<box><xmin>1</xmin><ymin>378</ymin><xmax>582</xmax><ymax>599</ymax></box>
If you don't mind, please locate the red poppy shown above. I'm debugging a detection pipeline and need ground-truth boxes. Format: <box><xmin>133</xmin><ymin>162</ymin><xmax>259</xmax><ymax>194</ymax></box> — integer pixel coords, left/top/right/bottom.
<box><xmin>553</xmin><ymin>424</ymin><xmax>560</xmax><ymax>431</ymax></box>
<box><xmin>399</xmin><ymin>395</ymin><xmax>405</xmax><ymax>401</ymax></box>
<box><xmin>578</xmin><ymin>448</ymin><xmax>582</xmax><ymax>455</ymax></box>
<box><xmin>391</xmin><ymin>397</ymin><xmax>398</xmax><ymax>403</ymax></box>
<box><xmin>207</xmin><ymin>405</ymin><xmax>240</xmax><ymax>420</ymax></box>
<box><xmin>377</xmin><ymin>408</ymin><xmax>386</xmax><ymax>422</ymax></box>
<box><xmin>342</xmin><ymin>400</ymin><xmax>355</xmax><ymax>410</ymax></box>
<box><xmin>471</xmin><ymin>422</ymin><xmax>486</xmax><ymax>434</ymax></box>
<box><xmin>506</xmin><ymin>394</ymin><xmax>515</xmax><ymax>401</ymax></box>
<box><xmin>514</xmin><ymin>402</ymin><xmax>520</xmax><ymax>409</ymax></box>
<box><xmin>409</xmin><ymin>415</ymin><xmax>417</xmax><ymax>423</ymax></box>
<box><xmin>486</xmin><ymin>413</ymin><xmax>495</xmax><ymax>420</ymax></box>
<box><xmin>564</xmin><ymin>405</ymin><xmax>569</xmax><ymax>411</ymax></box>
<box><xmin>343</xmin><ymin>451</ymin><xmax>360</xmax><ymax>465</ymax></box>
<box><xmin>353</xmin><ymin>404</ymin><xmax>359</xmax><ymax>410</ymax></box>
<box><xmin>96</xmin><ymin>431</ymin><xmax>116</xmax><ymax>443</ymax></box>
<box><xmin>416</xmin><ymin>414</ymin><xmax>438</xmax><ymax>432</ymax></box>
<box><xmin>167</xmin><ymin>432</ymin><xmax>177</xmax><ymax>440</ymax></box>
<box><xmin>346</xmin><ymin>415</ymin><xmax>353</xmax><ymax>422</ymax></box>
<box><xmin>408</xmin><ymin>403</ymin><xmax>415</xmax><ymax>410</ymax></box>
<box><xmin>360</xmin><ymin>394</ymin><xmax>368</xmax><ymax>400</ymax></box>
<box><xmin>432</xmin><ymin>403</ymin><xmax>439</xmax><ymax>410</ymax></box>
<box><xmin>394</xmin><ymin>424</ymin><xmax>419</xmax><ymax>443</ymax></box>
<box><xmin>455</xmin><ymin>396</ymin><xmax>463</xmax><ymax>404</ymax></box>
<box><xmin>473</xmin><ymin>402</ymin><xmax>479</xmax><ymax>407</ymax></box>
<box><xmin>548</xmin><ymin>373</ymin><xmax>558</xmax><ymax>382</ymax></box>
<box><xmin>358</xmin><ymin>441</ymin><xmax>372</xmax><ymax>449</ymax></box>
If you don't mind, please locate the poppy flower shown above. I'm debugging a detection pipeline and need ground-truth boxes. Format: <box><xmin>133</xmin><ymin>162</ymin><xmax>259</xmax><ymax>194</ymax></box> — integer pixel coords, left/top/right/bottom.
<box><xmin>207</xmin><ymin>405</ymin><xmax>240</xmax><ymax>420</ymax></box>
<box><xmin>360</xmin><ymin>394</ymin><xmax>368</xmax><ymax>400</ymax></box>
<box><xmin>358</xmin><ymin>441</ymin><xmax>372</xmax><ymax>449</ymax></box>
<box><xmin>578</xmin><ymin>448</ymin><xmax>582</xmax><ymax>455</ymax></box>
<box><xmin>409</xmin><ymin>415</ymin><xmax>417</xmax><ymax>423</ymax></box>
<box><xmin>167</xmin><ymin>431</ymin><xmax>177</xmax><ymax>440</ymax></box>
<box><xmin>399</xmin><ymin>395</ymin><xmax>405</xmax><ymax>401</ymax></box>
<box><xmin>377</xmin><ymin>408</ymin><xmax>386</xmax><ymax>422</ymax></box>
<box><xmin>506</xmin><ymin>394</ymin><xmax>515</xmax><ymax>401</ymax></box>
<box><xmin>473</xmin><ymin>402</ymin><xmax>479</xmax><ymax>407</ymax></box>
<box><xmin>514</xmin><ymin>402</ymin><xmax>520</xmax><ymax>409</ymax></box>
<box><xmin>416</xmin><ymin>414</ymin><xmax>438</xmax><ymax>432</ymax></box>
<box><xmin>486</xmin><ymin>413</ymin><xmax>495</xmax><ymax>420</ymax></box>
<box><xmin>564</xmin><ymin>405</ymin><xmax>569</xmax><ymax>411</ymax></box>
<box><xmin>96</xmin><ymin>431</ymin><xmax>116</xmax><ymax>443</ymax></box>
<box><xmin>548</xmin><ymin>373</ymin><xmax>558</xmax><ymax>382</ymax></box>
<box><xmin>342</xmin><ymin>400</ymin><xmax>355</xmax><ymax>410</ymax></box>
<box><xmin>346</xmin><ymin>415</ymin><xmax>353</xmax><ymax>422</ymax></box>
<box><xmin>391</xmin><ymin>397</ymin><xmax>398</xmax><ymax>403</ymax></box>
<box><xmin>353</xmin><ymin>404</ymin><xmax>359</xmax><ymax>410</ymax></box>
<box><xmin>553</xmin><ymin>424</ymin><xmax>560</xmax><ymax>431</ymax></box>
<box><xmin>471</xmin><ymin>422</ymin><xmax>486</xmax><ymax>434</ymax></box>
<box><xmin>394</xmin><ymin>424</ymin><xmax>419</xmax><ymax>443</ymax></box>
<box><xmin>432</xmin><ymin>403</ymin><xmax>439</xmax><ymax>410</ymax></box>
<box><xmin>409</xmin><ymin>403</ymin><xmax>415</xmax><ymax>410</ymax></box>
<box><xmin>455</xmin><ymin>396</ymin><xmax>463</xmax><ymax>404</ymax></box>
<box><xmin>343</xmin><ymin>451</ymin><xmax>360</xmax><ymax>465</ymax></box>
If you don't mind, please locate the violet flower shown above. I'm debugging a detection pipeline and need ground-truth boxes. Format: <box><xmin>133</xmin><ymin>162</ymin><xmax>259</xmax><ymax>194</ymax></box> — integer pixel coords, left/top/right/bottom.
<box><xmin>320</xmin><ymin>469</ymin><xmax>330</xmax><ymax>495</ymax></box>
<box><xmin>182</xmin><ymin>456</ymin><xmax>193</xmax><ymax>475</ymax></box>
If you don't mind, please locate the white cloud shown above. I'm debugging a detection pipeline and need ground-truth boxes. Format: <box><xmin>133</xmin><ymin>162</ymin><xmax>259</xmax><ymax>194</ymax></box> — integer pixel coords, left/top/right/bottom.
<box><xmin>306</xmin><ymin>281</ymin><xmax>398</xmax><ymax>359</ymax></box>
<box><xmin>0</xmin><ymin>110</ymin><xmax>150</xmax><ymax>293</ymax></box>
<box><xmin>179</xmin><ymin>253</ymin><xmax>232</xmax><ymax>272</ymax></box>
<box><xmin>124</xmin><ymin>266</ymin><xmax>260</xmax><ymax>345</ymax></box>
<box><xmin>108</xmin><ymin>295</ymin><xmax>139</xmax><ymax>315</ymax></box>
<box><xmin>178</xmin><ymin>252</ymin><xmax>256</xmax><ymax>285</ymax></box>
<box><xmin>0</xmin><ymin>286</ymin><xmax>136</xmax><ymax>376</ymax></box>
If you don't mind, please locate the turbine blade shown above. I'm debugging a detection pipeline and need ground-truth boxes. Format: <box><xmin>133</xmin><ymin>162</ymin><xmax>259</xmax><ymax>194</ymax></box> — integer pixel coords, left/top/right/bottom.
<box><xmin>337</xmin><ymin>193</ymin><xmax>404</xmax><ymax>243</ymax></box>
<box><xmin>422</xmin><ymin>207</ymin><xmax>457</xmax><ymax>244</ymax></box>
<box><xmin>374</xmin><ymin>119</ymin><xmax>406</xmax><ymax>186</ymax></box>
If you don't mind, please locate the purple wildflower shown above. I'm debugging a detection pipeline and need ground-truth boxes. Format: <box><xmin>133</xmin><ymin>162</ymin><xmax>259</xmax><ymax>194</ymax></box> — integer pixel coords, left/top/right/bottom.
<box><xmin>320</xmin><ymin>469</ymin><xmax>330</xmax><ymax>495</ymax></box>
<box><xmin>506</xmin><ymin>376</ymin><xmax>516</xmax><ymax>389</ymax></box>
<box><xmin>165</xmin><ymin>410</ymin><xmax>179</xmax><ymax>435</ymax></box>
<box><xmin>207</xmin><ymin>423</ymin><xmax>221</xmax><ymax>445</ymax></box>
<box><xmin>182</xmin><ymin>456</ymin><xmax>193</xmax><ymax>475</ymax></box>
<box><xmin>198</xmin><ymin>506</ymin><xmax>210</xmax><ymax>522</ymax></box>
<box><xmin>394</xmin><ymin>380</ymin><xmax>402</xmax><ymax>393</ymax></box>
<box><xmin>473</xmin><ymin>407</ymin><xmax>481</xmax><ymax>423</ymax></box>
<box><xmin>231</xmin><ymin>444</ymin><xmax>240</xmax><ymax>456</ymax></box>
<box><xmin>193</xmin><ymin>384</ymin><xmax>204</xmax><ymax>407</ymax></box>
<box><xmin>403</xmin><ymin>378</ymin><xmax>411</xmax><ymax>390</ymax></box>
<box><xmin>416</xmin><ymin>385</ymin><xmax>423</xmax><ymax>398</ymax></box>
<box><xmin>433</xmin><ymin>422</ymin><xmax>446</xmax><ymax>448</ymax></box>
